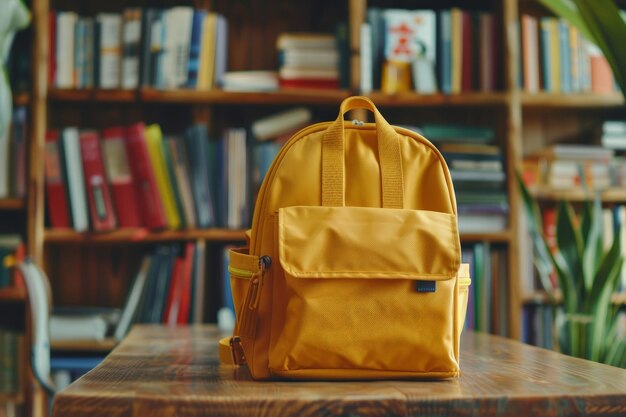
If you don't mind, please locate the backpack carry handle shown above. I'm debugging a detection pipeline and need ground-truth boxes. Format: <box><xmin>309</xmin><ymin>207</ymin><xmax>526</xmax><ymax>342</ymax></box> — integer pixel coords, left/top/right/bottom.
<box><xmin>322</xmin><ymin>96</ymin><xmax>404</xmax><ymax>208</ymax></box>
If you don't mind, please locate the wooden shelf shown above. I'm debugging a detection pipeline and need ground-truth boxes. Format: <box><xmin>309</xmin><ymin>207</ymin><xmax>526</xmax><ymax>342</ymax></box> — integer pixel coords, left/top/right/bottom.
<box><xmin>460</xmin><ymin>231</ymin><xmax>511</xmax><ymax>242</ymax></box>
<box><xmin>0</xmin><ymin>287</ymin><xmax>26</xmax><ymax>302</ymax></box>
<box><xmin>48</xmin><ymin>89</ymin><xmax>138</xmax><ymax>102</ymax></box>
<box><xmin>368</xmin><ymin>91</ymin><xmax>509</xmax><ymax>107</ymax></box>
<box><xmin>12</xmin><ymin>93</ymin><xmax>30</xmax><ymax>106</ymax></box>
<box><xmin>0</xmin><ymin>198</ymin><xmax>25</xmax><ymax>210</ymax></box>
<box><xmin>44</xmin><ymin>228</ymin><xmax>247</xmax><ymax>244</ymax></box>
<box><xmin>51</xmin><ymin>338</ymin><xmax>117</xmax><ymax>352</ymax></box>
<box><xmin>531</xmin><ymin>187</ymin><xmax>626</xmax><ymax>202</ymax></box>
<box><xmin>522</xmin><ymin>92</ymin><xmax>625</xmax><ymax>109</ymax></box>
<box><xmin>141</xmin><ymin>88</ymin><xmax>350</xmax><ymax>104</ymax></box>
<box><xmin>523</xmin><ymin>291</ymin><xmax>626</xmax><ymax>306</ymax></box>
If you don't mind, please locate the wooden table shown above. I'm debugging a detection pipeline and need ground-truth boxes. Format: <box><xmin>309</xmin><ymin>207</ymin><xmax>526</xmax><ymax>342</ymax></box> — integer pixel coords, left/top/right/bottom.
<box><xmin>52</xmin><ymin>325</ymin><xmax>626</xmax><ymax>417</ymax></box>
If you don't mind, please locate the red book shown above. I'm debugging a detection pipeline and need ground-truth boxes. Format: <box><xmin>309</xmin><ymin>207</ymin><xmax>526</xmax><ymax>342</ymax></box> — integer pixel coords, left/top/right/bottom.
<box><xmin>79</xmin><ymin>130</ymin><xmax>117</xmax><ymax>231</ymax></box>
<box><xmin>461</xmin><ymin>11</ymin><xmax>473</xmax><ymax>92</ymax></box>
<box><xmin>163</xmin><ymin>257</ymin><xmax>183</xmax><ymax>325</ymax></box>
<box><xmin>177</xmin><ymin>242</ymin><xmax>196</xmax><ymax>324</ymax></box>
<box><xmin>279</xmin><ymin>78</ymin><xmax>340</xmax><ymax>89</ymax></box>
<box><xmin>101</xmin><ymin>127</ymin><xmax>142</xmax><ymax>227</ymax></box>
<box><xmin>44</xmin><ymin>130</ymin><xmax>71</xmax><ymax>228</ymax></box>
<box><xmin>124</xmin><ymin>123</ymin><xmax>167</xmax><ymax>229</ymax></box>
<box><xmin>49</xmin><ymin>10</ymin><xmax>56</xmax><ymax>87</ymax></box>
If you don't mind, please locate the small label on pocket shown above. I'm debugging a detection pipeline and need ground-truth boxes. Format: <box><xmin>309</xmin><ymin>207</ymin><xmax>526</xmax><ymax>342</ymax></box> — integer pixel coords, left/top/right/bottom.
<box><xmin>416</xmin><ymin>281</ymin><xmax>436</xmax><ymax>292</ymax></box>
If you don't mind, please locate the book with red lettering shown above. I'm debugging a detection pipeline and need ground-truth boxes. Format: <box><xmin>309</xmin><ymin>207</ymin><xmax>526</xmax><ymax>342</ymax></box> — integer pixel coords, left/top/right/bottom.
<box><xmin>79</xmin><ymin>130</ymin><xmax>117</xmax><ymax>231</ymax></box>
<box><xmin>124</xmin><ymin>123</ymin><xmax>167</xmax><ymax>229</ymax></box>
<box><xmin>101</xmin><ymin>127</ymin><xmax>142</xmax><ymax>227</ymax></box>
<box><xmin>44</xmin><ymin>130</ymin><xmax>71</xmax><ymax>228</ymax></box>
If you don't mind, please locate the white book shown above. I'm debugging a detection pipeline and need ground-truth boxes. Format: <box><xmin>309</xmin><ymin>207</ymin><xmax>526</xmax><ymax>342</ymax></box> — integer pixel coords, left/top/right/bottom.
<box><xmin>251</xmin><ymin>107</ymin><xmax>312</xmax><ymax>141</ymax></box>
<box><xmin>163</xmin><ymin>7</ymin><xmax>193</xmax><ymax>88</ymax></box>
<box><xmin>213</xmin><ymin>14</ymin><xmax>229</xmax><ymax>87</ymax></box>
<box><xmin>121</xmin><ymin>9</ymin><xmax>142</xmax><ymax>89</ymax></box>
<box><xmin>56</xmin><ymin>12</ymin><xmax>78</xmax><ymax>88</ymax></box>
<box><xmin>61</xmin><ymin>127</ymin><xmax>89</xmax><ymax>232</ymax></box>
<box><xmin>383</xmin><ymin>9</ymin><xmax>436</xmax><ymax>63</ymax></box>
<box><xmin>412</xmin><ymin>56</ymin><xmax>437</xmax><ymax>93</ymax></box>
<box><xmin>360</xmin><ymin>22</ymin><xmax>373</xmax><ymax>94</ymax></box>
<box><xmin>50</xmin><ymin>315</ymin><xmax>108</xmax><ymax>341</ymax></box>
<box><xmin>96</xmin><ymin>13</ymin><xmax>122</xmax><ymax>89</ymax></box>
<box><xmin>281</xmin><ymin>49</ymin><xmax>338</xmax><ymax>68</ymax></box>
<box><xmin>114</xmin><ymin>256</ymin><xmax>151</xmax><ymax>341</ymax></box>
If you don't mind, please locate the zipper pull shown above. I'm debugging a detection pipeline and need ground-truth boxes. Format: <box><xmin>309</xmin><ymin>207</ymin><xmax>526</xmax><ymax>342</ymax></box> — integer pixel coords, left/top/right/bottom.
<box><xmin>248</xmin><ymin>256</ymin><xmax>271</xmax><ymax>311</ymax></box>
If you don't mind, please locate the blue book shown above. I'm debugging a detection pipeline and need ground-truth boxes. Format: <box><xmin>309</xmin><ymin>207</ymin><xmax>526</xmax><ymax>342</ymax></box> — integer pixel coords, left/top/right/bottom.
<box><xmin>540</xmin><ymin>18</ymin><xmax>552</xmax><ymax>92</ymax></box>
<box><xmin>558</xmin><ymin>20</ymin><xmax>571</xmax><ymax>93</ymax></box>
<box><xmin>184</xmin><ymin>124</ymin><xmax>215</xmax><ymax>228</ymax></box>
<box><xmin>438</xmin><ymin>10</ymin><xmax>452</xmax><ymax>94</ymax></box>
<box><xmin>187</xmin><ymin>10</ymin><xmax>206</xmax><ymax>88</ymax></box>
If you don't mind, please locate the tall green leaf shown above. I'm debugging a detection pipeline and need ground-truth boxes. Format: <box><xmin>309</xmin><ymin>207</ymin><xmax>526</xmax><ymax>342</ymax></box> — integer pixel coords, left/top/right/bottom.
<box><xmin>582</xmin><ymin>197</ymin><xmax>604</xmax><ymax>292</ymax></box>
<box><xmin>573</xmin><ymin>0</ymin><xmax>626</xmax><ymax>97</ymax></box>
<box><xmin>537</xmin><ymin>0</ymin><xmax>594</xmax><ymax>40</ymax></box>
<box><xmin>589</xmin><ymin>257</ymin><xmax>623</xmax><ymax>361</ymax></box>
<box><xmin>555</xmin><ymin>201</ymin><xmax>583</xmax><ymax>297</ymax></box>
<box><xmin>587</xmin><ymin>227</ymin><xmax>622</xmax><ymax>311</ymax></box>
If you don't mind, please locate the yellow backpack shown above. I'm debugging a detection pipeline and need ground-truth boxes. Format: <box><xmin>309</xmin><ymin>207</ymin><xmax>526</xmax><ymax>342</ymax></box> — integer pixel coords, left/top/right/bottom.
<box><xmin>221</xmin><ymin>96</ymin><xmax>471</xmax><ymax>380</ymax></box>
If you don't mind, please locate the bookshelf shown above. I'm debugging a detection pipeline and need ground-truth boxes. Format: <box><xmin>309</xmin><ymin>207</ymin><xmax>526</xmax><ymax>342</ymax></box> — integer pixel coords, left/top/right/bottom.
<box><xmin>10</xmin><ymin>0</ymin><xmax>626</xmax><ymax>413</ymax></box>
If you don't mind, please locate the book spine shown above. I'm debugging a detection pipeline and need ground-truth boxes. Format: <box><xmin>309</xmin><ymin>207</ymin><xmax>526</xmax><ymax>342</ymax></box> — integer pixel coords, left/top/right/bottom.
<box><xmin>186</xmin><ymin>10</ymin><xmax>206</xmax><ymax>88</ymax></box>
<box><xmin>121</xmin><ymin>8</ymin><xmax>142</xmax><ymax>90</ymax></box>
<box><xmin>97</xmin><ymin>13</ymin><xmax>122</xmax><ymax>89</ymax></box>
<box><xmin>62</xmin><ymin>128</ymin><xmax>89</xmax><ymax>232</ymax></box>
<box><xmin>79</xmin><ymin>131</ymin><xmax>117</xmax><ymax>231</ymax></box>
<box><xmin>124</xmin><ymin>123</ymin><xmax>167</xmax><ymax>229</ymax></box>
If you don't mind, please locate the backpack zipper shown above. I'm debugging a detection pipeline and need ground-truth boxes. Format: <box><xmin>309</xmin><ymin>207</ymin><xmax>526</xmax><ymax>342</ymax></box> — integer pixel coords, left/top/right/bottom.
<box><xmin>238</xmin><ymin>256</ymin><xmax>271</xmax><ymax>339</ymax></box>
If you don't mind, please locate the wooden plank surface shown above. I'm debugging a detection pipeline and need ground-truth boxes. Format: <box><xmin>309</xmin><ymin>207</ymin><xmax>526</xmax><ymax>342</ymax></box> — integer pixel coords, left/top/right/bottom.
<box><xmin>52</xmin><ymin>325</ymin><xmax>626</xmax><ymax>417</ymax></box>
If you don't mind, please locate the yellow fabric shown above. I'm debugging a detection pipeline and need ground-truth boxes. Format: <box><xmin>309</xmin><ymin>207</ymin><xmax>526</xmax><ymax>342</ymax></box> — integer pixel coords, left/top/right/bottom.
<box><xmin>224</xmin><ymin>96</ymin><xmax>469</xmax><ymax>380</ymax></box>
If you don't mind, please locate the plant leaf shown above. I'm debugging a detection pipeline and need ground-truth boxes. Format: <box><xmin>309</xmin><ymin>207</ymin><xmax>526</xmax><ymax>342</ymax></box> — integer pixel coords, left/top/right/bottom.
<box><xmin>573</xmin><ymin>0</ymin><xmax>626</xmax><ymax>98</ymax></box>
<box><xmin>590</xmin><ymin>257</ymin><xmax>623</xmax><ymax>362</ymax></box>
<box><xmin>556</xmin><ymin>201</ymin><xmax>583</xmax><ymax>293</ymax></box>
<box><xmin>588</xmin><ymin>225</ymin><xmax>623</xmax><ymax>312</ymax></box>
<box><xmin>537</xmin><ymin>0</ymin><xmax>594</xmax><ymax>40</ymax></box>
<box><xmin>582</xmin><ymin>196</ymin><xmax>604</xmax><ymax>293</ymax></box>
<box><xmin>579</xmin><ymin>201</ymin><xmax>593</xmax><ymax>242</ymax></box>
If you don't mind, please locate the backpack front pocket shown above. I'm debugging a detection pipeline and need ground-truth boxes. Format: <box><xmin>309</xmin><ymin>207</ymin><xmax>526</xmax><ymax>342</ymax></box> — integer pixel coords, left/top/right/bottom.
<box><xmin>268</xmin><ymin>206</ymin><xmax>463</xmax><ymax>379</ymax></box>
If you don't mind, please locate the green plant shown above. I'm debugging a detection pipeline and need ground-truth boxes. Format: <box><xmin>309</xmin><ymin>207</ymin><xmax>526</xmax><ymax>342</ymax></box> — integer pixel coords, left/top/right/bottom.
<box><xmin>518</xmin><ymin>175</ymin><xmax>626</xmax><ymax>367</ymax></box>
<box><xmin>537</xmin><ymin>0</ymin><xmax>626</xmax><ymax>96</ymax></box>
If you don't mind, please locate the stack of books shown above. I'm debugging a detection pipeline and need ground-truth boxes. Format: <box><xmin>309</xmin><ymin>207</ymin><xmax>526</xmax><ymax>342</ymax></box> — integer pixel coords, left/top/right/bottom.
<box><xmin>276</xmin><ymin>33</ymin><xmax>340</xmax><ymax>89</ymax></box>
<box><xmin>418</xmin><ymin>124</ymin><xmax>508</xmax><ymax>233</ymax></box>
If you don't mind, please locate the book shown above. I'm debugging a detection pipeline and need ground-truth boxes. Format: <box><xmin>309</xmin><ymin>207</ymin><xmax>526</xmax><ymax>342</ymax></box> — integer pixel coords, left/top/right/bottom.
<box><xmin>213</xmin><ymin>14</ymin><xmax>228</xmax><ymax>87</ymax></box>
<box><xmin>167</xmin><ymin>137</ymin><xmax>197</xmax><ymax>229</ymax></box>
<box><xmin>221</xmin><ymin>71</ymin><xmax>278</xmax><ymax>92</ymax></box>
<box><xmin>114</xmin><ymin>255</ymin><xmax>152</xmax><ymax>341</ymax></box>
<box><xmin>96</xmin><ymin>13</ymin><xmax>122</xmax><ymax>89</ymax></box>
<box><xmin>139</xmin><ymin>8</ymin><xmax>157</xmax><ymax>87</ymax></box>
<box><xmin>50</xmin><ymin>315</ymin><xmax>108</xmax><ymax>342</ymax></box>
<box><xmin>521</xmin><ymin>14</ymin><xmax>539</xmax><ymax>93</ymax></box>
<box><xmin>124</xmin><ymin>123</ymin><xmax>167</xmax><ymax>230</ymax></box>
<box><xmin>191</xmin><ymin>239</ymin><xmax>206</xmax><ymax>323</ymax></box>
<box><xmin>186</xmin><ymin>10</ymin><xmax>206</xmax><ymax>88</ymax></box>
<box><xmin>101</xmin><ymin>127</ymin><xmax>142</xmax><ymax>228</ymax></box>
<box><xmin>185</xmin><ymin>124</ymin><xmax>215</xmax><ymax>228</ymax></box>
<box><xmin>61</xmin><ymin>127</ymin><xmax>89</xmax><ymax>232</ymax></box>
<box><xmin>359</xmin><ymin>22</ymin><xmax>373</xmax><ymax>94</ymax></box>
<box><xmin>79</xmin><ymin>130</ymin><xmax>117</xmax><ymax>231</ymax></box>
<box><xmin>55</xmin><ymin>11</ymin><xmax>77</xmax><ymax>88</ymax></box>
<box><xmin>251</xmin><ymin>107</ymin><xmax>312</xmax><ymax>141</ymax></box>
<box><xmin>437</xmin><ymin>9</ymin><xmax>452</xmax><ymax>94</ymax></box>
<box><xmin>197</xmin><ymin>13</ymin><xmax>217</xmax><ymax>90</ymax></box>
<box><xmin>44</xmin><ymin>130</ymin><xmax>71</xmax><ymax>228</ymax></box>
<box><xmin>145</xmin><ymin>124</ymin><xmax>181</xmax><ymax>229</ymax></box>
<box><xmin>276</xmin><ymin>33</ymin><xmax>336</xmax><ymax>50</ymax></box>
<box><xmin>121</xmin><ymin>8</ymin><xmax>142</xmax><ymax>89</ymax></box>
<box><xmin>163</xmin><ymin>7</ymin><xmax>193</xmax><ymax>88</ymax></box>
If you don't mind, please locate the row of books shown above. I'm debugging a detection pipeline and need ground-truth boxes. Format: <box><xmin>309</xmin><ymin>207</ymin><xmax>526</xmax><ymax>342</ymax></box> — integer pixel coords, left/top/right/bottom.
<box><xmin>361</xmin><ymin>8</ymin><xmax>500</xmax><ymax>94</ymax></box>
<box><xmin>522</xmin><ymin>143</ymin><xmax>626</xmax><ymax>192</ymax></box>
<box><xmin>0</xmin><ymin>107</ymin><xmax>27</xmax><ymax>200</ymax></box>
<box><xmin>462</xmin><ymin>242</ymin><xmax>509</xmax><ymax>336</ymax></box>
<box><xmin>0</xmin><ymin>235</ymin><xmax>25</xmax><ymax>289</ymax></box>
<box><xmin>44</xmin><ymin>121</ymin><xmax>255</xmax><ymax>232</ymax></box>
<box><xmin>50</xmin><ymin>7</ymin><xmax>227</xmax><ymax>90</ymax></box>
<box><xmin>521</xmin><ymin>303</ymin><xmax>554</xmax><ymax>349</ymax></box>
<box><xmin>409</xmin><ymin>124</ymin><xmax>508</xmax><ymax>233</ymax></box>
<box><xmin>520</xmin><ymin>15</ymin><xmax>615</xmax><ymax>94</ymax></box>
<box><xmin>0</xmin><ymin>328</ymin><xmax>23</xmax><ymax>396</ymax></box>
<box><xmin>114</xmin><ymin>240</ymin><xmax>207</xmax><ymax>340</ymax></box>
